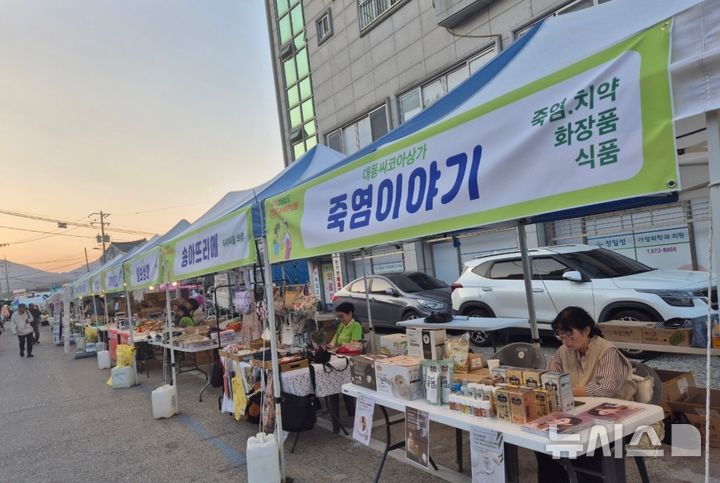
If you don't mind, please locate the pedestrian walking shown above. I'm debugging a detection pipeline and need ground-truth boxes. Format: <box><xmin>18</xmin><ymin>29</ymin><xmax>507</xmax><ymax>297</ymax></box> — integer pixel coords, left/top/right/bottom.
<box><xmin>28</xmin><ymin>303</ymin><xmax>42</xmax><ymax>344</ymax></box>
<box><xmin>10</xmin><ymin>304</ymin><xmax>34</xmax><ymax>357</ymax></box>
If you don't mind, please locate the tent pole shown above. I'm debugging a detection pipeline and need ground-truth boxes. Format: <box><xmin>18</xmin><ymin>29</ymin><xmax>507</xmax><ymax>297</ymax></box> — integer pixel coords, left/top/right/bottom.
<box><xmin>165</xmin><ymin>285</ymin><xmax>178</xmax><ymax>401</ymax></box>
<box><xmin>360</xmin><ymin>249</ymin><xmax>376</xmax><ymax>353</ymax></box>
<box><xmin>261</xmin><ymin>236</ymin><xmax>286</xmax><ymax>481</ymax></box>
<box><xmin>517</xmin><ymin>222</ymin><xmax>540</xmax><ymax>345</ymax></box>
<box><xmin>125</xmin><ymin>290</ymin><xmax>138</xmax><ymax>386</ymax></box>
<box><xmin>103</xmin><ymin>294</ymin><xmax>110</xmax><ymax>327</ymax></box>
<box><xmin>705</xmin><ymin>109</ymin><xmax>720</xmax><ymax>483</ymax></box>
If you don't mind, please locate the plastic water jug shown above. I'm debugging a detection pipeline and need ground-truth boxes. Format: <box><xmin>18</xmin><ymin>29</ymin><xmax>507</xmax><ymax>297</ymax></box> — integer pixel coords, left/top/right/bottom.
<box><xmin>111</xmin><ymin>366</ymin><xmax>135</xmax><ymax>388</ymax></box>
<box><xmin>96</xmin><ymin>342</ymin><xmax>107</xmax><ymax>352</ymax></box>
<box><xmin>152</xmin><ymin>385</ymin><xmax>177</xmax><ymax>419</ymax></box>
<box><xmin>246</xmin><ymin>432</ymin><xmax>281</xmax><ymax>483</ymax></box>
<box><xmin>97</xmin><ymin>350</ymin><xmax>111</xmax><ymax>369</ymax></box>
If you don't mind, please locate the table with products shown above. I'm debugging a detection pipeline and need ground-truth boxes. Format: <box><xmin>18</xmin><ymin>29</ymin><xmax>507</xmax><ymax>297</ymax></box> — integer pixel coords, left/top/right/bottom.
<box><xmin>343</xmin><ymin>383</ymin><xmax>663</xmax><ymax>483</ymax></box>
<box><xmin>398</xmin><ymin>316</ymin><xmax>531</xmax><ymax>350</ymax></box>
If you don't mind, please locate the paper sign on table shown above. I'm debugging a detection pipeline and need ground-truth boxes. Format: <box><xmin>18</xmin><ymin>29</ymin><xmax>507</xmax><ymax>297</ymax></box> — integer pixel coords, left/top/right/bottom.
<box><xmin>405</xmin><ymin>407</ymin><xmax>430</xmax><ymax>469</ymax></box>
<box><xmin>352</xmin><ymin>394</ymin><xmax>375</xmax><ymax>446</ymax></box>
<box><xmin>470</xmin><ymin>427</ymin><xmax>505</xmax><ymax>483</ymax></box>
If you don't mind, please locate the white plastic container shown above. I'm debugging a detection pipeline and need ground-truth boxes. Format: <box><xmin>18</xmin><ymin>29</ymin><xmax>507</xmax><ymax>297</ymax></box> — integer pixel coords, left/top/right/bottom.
<box><xmin>152</xmin><ymin>385</ymin><xmax>177</xmax><ymax>419</ymax></box>
<box><xmin>96</xmin><ymin>342</ymin><xmax>107</xmax><ymax>352</ymax></box>
<box><xmin>246</xmin><ymin>432</ymin><xmax>281</xmax><ymax>483</ymax></box>
<box><xmin>111</xmin><ymin>366</ymin><xmax>135</xmax><ymax>388</ymax></box>
<box><xmin>97</xmin><ymin>350</ymin><xmax>111</xmax><ymax>369</ymax></box>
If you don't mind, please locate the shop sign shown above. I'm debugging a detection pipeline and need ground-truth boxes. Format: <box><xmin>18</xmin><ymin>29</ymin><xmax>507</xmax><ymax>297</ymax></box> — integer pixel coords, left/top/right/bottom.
<box><xmin>104</xmin><ymin>266</ymin><xmax>124</xmax><ymax>293</ymax></box>
<box><xmin>74</xmin><ymin>279</ymin><xmax>90</xmax><ymax>298</ymax></box>
<box><xmin>163</xmin><ymin>206</ymin><xmax>255</xmax><ymax>282</ymax></box>
<box><xmin>470</xmin><ymin>427</ymin><xmax>505</xmax><ymax>483</ymax></box>
<box><xmin>91</xmin><ymin>275</ymin><xmax>102</xmax><ymax>294</ymax></box>
<box><xmin>374</xmin><ymin>261</ymin><xmax>404</xmax><ymax>274</ymax></box>
<box><xmin>265</xmin><ymin>25</ymin><xmax>676</xmax><ymax>263</ymax></box>
<box><xmin>588</xmin><ymin>226</ymin><xmax>692</xmax><ymax>270</ymax></box>
<box><xmin>125</xmin><ymin>248</ymin><xmax>161</xmax><ymax>290</ymax></box>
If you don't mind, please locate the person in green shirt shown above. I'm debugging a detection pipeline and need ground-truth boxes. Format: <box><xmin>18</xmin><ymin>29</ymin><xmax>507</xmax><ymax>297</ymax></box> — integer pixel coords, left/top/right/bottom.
<box><xmin>177</xmin><ymin>306</ymin><xmax>194</xmax><ymax>328</ymax></box>
<box><xmin>331</xmin><ymin>302</ymin><xmax>363</xmax><ymax>347</ymax></box>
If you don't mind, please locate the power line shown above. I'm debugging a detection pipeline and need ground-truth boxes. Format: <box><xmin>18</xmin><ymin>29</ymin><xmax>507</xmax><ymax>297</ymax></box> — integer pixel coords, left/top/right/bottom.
<box><xmin>0</xmin><ymin>225</ymin><xmax>98</xmax><ymax>241</ymax></box>
<box><xmin>0</xmin><ymin>209</ymin><xmax>157</xmax><ymax>235</ymax></box>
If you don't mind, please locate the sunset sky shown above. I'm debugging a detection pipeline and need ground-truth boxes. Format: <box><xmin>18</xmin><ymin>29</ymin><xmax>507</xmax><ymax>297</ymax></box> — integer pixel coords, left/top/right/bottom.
<box><xmin>0</xmin><ymin>1</ymin><xmax>284</xmax><ymax>273</ymax></box>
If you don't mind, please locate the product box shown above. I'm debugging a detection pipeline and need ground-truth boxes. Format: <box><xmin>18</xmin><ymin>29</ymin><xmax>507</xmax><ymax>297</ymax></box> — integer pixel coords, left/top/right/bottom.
<box><xmin>598</xmin><ymin>320</ymin><xmax>655</xmax><ymax>343</ymax></box>
<box><xmin>350</xmin><ymin>354</ymin><xmax>388</xmax><ymax>390</ymax></box>
<box><xmin>508</xmin><ymin>387</ymin><xmax>538</xmax><ymax>425</ymax></box>
<box><xmin>406</xmin><ymin>328</ymin><xmax>446</xmax><ymax>360</ymax></box>
<box><xmin>467</xmin><ymin>353</ymin><xmax>485</xmax><ymax>371</ymax></box>
<box><xmin>506</xmin><ymin>368</ymin><xmax>524</xmax><ymax>386</ymax></box>
<box><xmin>540</xmin><ymin>372</ymin><xmax>574</xmax><ymax>413</ymax></box>
<box><xmin>493</xmin><ymin>386</ymin><xmax>512</xmax><ymax>421</ymax></box>
<box><xmin>666</xmin><ymin>387</ymin><xmax>720</xmax><ymax>448</ymax></box>
<box><xmin>655</xmin><ymin>369</ymin><xmax>696</xmax><ymax>413</ymax></box>
<box><xmin>379</xmin><ymin>333</ymin><xmax>408</xmax><ymax>357</ymax></box>
<box><xmin>642</xmin><ymin>327</ymin><xmax>693</xmax><ymax>347</ymax></box>
<box><xmin>452</xmin><ymin>368</ymin><xmax>492</xmax><ymax>385</ymax></box>
<box><xmin>522</xmin><ymin>369</ymin><xmax>546</xmax><ymax>388</ymax></box>
<box><xmin>683</xmin><ymin>413</ymin><xmax>720</xmax><ymax>448</ymax></box>
<box><xmin>533</xmin><ymin>388</ymin><xmax>556</xmax><ymax>418</ymax></box>
<box><xmin>491</xmin><ymin>367</ymin><xmax>509</xmax><ymax>385</ymax></box>
<box><xmin>375</xmin><ymin>355</ymin><xmax>424</xmax><ymax>401</ymax></box>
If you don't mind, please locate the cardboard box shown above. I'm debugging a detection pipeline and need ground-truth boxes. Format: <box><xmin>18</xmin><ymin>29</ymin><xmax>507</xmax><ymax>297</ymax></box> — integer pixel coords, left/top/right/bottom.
<box><xmin>666</xmin><ymin>387</ymin><xmax>720</xmax><ymax>418</ymax></box>
<box><xmin>252</xmin><ymin>357</ymin><xmax>309</xmax><ymax>373</ymax></box>
<box><xmin>452</xmin><ymin>368</ymin><xmax>492</xmax><ymax>385</ymax></box>
<box><xmin>406</xmin><ymin>328</ymin><xmax>446</xmax><ymax>360</ymax></box>
<box><xmin>379</xmin><ymin>333</ymin><xmax>407</xmax><ymax>357</ymax></box>
<box><xmin>642</xmin><ymin>327</ymin><xmax>693</xmax><ymax>346</ymax></box>
<box><xmin>541</xmin><ymin>372</ymin><xmax>574</xmax><ymax>413</ymax></box>
<box><xmin>506</xmin><ymin>368</ymin><xmax>524</xmax><ymax>386</ymax></box>
<box><xmin>656</xmin><ymin>369</ymin><xmax>695</xmax><ymax>413</ymax></box>
<box><xmin>522</xmin><ymin>369</ymin><xmax>546</xmax><ymax>388</ymax></box>
<box><xmin>375</xmin><ymin>355</ymin><xmax>424</xmax><ymax>401</ymax></box>
<box><xmin>494</xmin><ymin>386</ymin><xmax>512</xmax><ymax>421</ymax></box>
<box><xmin>598</xmin><ymin>320</ymin><xmax>655</xmax><ymax>343</ymax></box>
<box><xmin>468</xmin><ymin>353</ymin><xmax>485</xmax><ymax>371</ymax></box>
<box><xmin>683</xmin><ymin>413</ymin><xmax>720</xmax><ymax>448</ymax></box>
<box><xmin>350</xmin><ymin>354</ymin><xmax>388</xmax><ymax>390</ymax></box>
<box><xmin>508</xmin><ymin>387</ymin><xmax>538</xmax><ymax>424</ymax></box>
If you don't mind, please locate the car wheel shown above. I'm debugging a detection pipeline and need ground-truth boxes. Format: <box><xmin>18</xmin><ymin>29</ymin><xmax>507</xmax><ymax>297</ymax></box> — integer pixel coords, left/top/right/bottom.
<box><xmin>464</xmin><ymin>307</ymin><xmax>492</xmax><ymax>347</ymax></box>
<box><xmin>612</xmin><ymin>309</ymin><xmax>658</xmax><ymax>359</ymax></box>
<box><xmin>402</xmin><ymin>311</ymin><xmax>421</xmax><ymax>321</ymax></box>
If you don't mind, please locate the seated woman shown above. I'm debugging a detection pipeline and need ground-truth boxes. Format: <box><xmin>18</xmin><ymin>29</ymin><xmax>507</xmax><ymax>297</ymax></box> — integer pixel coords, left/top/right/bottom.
<box><xmin>330</xmin><ymin>302</ymin><xmax>363</xmax><ymax>348</ymax></box>
<box><xmin>537</xmin><ymin>306</ymin><xmax>636</xmax><ymax>483</ymax></box>
<box><xmin>547</xmin><ymin>306</ymin><xmax>636</xmax><ymax>399</ymax></box>
<box><xmin>177</xmin><ymin>306</ymin><xmax>195</xmax><ymax>328</ymax></box>
<box><xmin>189</xmin><ymin>298</ymin><xmax>206</xmax><ymax>325</ymax></box>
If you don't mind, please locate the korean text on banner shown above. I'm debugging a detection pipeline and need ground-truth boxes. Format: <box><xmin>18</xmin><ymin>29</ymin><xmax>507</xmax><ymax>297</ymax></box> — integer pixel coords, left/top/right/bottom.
<box><xmin>164</xmin><ymin>207</ymin><xmax>254</xmax><ymax>282</ymax></box>
<box><xmin>104</xmin><ymin>266</ymin><xmax>124</xmax><ymax>293</ymax></box>
<box><xmin>264</xmin><ymin>23</ymin><xmax>676</xmax><ymax>263</ymax></box>
<box><xmin>91</xmin><ymin>275</ymin><xmax>103</xmax><ymax>294</ymax></box>
<box><xmin>125</xmin><ymin>248</ymin><xmax>162</xmax><ymax>290</ymax></box>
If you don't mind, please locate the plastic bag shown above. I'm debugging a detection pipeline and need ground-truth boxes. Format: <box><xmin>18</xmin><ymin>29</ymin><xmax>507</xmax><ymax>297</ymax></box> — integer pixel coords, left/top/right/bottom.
<box><xmin>116</xmin><ymin>344</ymin><xmax>136</xmax><ymax>368</ymax></box>
<box><xmin>446</xmin><ymin>333</ymin><xmax>470</xmax><ymax>372</ymax></box>
<box><xmin>84</xmin><ymin>326</ymin><xmax>98</xmax><ymax>342</ymax></box>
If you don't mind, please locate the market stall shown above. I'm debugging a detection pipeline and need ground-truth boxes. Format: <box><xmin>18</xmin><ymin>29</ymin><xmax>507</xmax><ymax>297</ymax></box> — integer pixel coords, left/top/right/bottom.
<box><xmin>259</xmin><ymin>0</ymin><xmax>719</xmax><ymax>480</ymax></box>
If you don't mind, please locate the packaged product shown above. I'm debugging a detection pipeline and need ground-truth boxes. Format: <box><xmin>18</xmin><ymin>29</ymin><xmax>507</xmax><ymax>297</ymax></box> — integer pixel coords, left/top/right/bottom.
<box><xmin>375</xmin><ymin>356</ymin><xmax>424</xmax><ymax>401</ymax></box>
<box><xmin>506</xmin><ymin>368</ymin><xmax>524</xmax><ymax>386</ymax></box>
<box><xmin>540</xmin><ymin>372</ymin><xmax>574</xmax><ymax>412</ymax></box>
<box><xmin>491</xmin><ymin>366</ymin><xmax>508</xmax><ymax>385</ymax></box>
<box><xmin>508</xmin><ymin>387</ymin><xmax>538</xmax><ymax>425</ymax></box>
<box><xmin>406</xmin><ymin>328</ymin><xmax>446</xmax><ymax>360</ymax></box>
<box><xmin>493</xmin><ymin>386</ymin><xmax>512</xmax><ymax>421</ymax></box>
<box><xmin>533</xmin><ymin>388</ymin><xmax>553</xmax><ymax>418</ymax></box>
<box><xmin>422</xmin><ymin>360</ymin><xmax>442</xmax><ymax>405</ymax></box>
<box><xmin>467</xmin><ymin>353</ymin><xmax>485</xmax><ymax>371</ymax></box>
<box><xmin>445</xmin><ymin>333</ymin><xmax>470</xmax><ymax>372</ymax></box>
<box><xmin>522</xmin><ymin>369</ymin><xmax>546</xmax><ymax>388</ymax></box>
<box><xmin>439</xmin><ymin>359</ymin><xmax>454</xmax><ymax>404</ymax></box>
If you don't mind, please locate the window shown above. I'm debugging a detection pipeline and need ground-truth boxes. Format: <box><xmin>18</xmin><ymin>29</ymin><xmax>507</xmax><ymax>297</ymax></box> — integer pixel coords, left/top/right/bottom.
<box><xmin>471</xmin><ymin>261</ymin><xmax>493</xmax><ymax>278</ymax></box>
<box><xmin>276</xmin><ymin>0</ymin><xmax>317</xmax><ymax>162</ymax></box>
<box><xmin>370</xmin><ymin>278</ymin><xmax>393</xmax><ymax>293</ymax></box>
<box><xmin>358</xmin><ymin>0</ymin><xmax>405</xmax><ymax>31</ymax></box>
<box><xmin>398</xmin><ymin>46</ymin><xmax>497</xmax><ymax>123</ymax></box>
<box><xmin>514</xmin><ymin>0</ymin><xmax>611</xmax><ymax>40</ymax></box>
<box><xmin>349</xmin><ymin>280</ymin><xmax>367</xmax><ymax>293</ymax></box>
<box><xmin>316</xmin><ymin>10</ymin><xmax>332</xmax><ymax>44</ymax></box>
<box><xmin>532</xmin><ymin>257</ymin><xmax>570</xmax><ymax>280</ymax></box>
<box><xmin>385</xmin><ymin>272</ymin><xmax>447</xmax><ymax>292</ymax></box>
<box><xmin>325</xmin><ymin>105</ymin><xmax>389</xmax><ymax>154</ymax></box>
<box><xmin>489</xmin><ymin>259</ymin><xmax>524</xmax><ymax>280</ymax></box>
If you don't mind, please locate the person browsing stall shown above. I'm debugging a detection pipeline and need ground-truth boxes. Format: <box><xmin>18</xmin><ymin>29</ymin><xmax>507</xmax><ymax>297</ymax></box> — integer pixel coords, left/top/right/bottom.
<box><xmin>177</xmin><ymin>306</ymin><xmax>195</xmax><ymax>328</ymax></box>
<box><xmin>547</xmin><ymin>306</ymin><xmax>636</xmax><ymax>400</ymax></box>
<box><xmin>189</xmin><ymin>298</ymin><xmax>206</xmax><ymax>325</ymax></box>
<box><xmin>330</xmin><ymin>302</ymin><xmax>363</xmax><ymax>347</ymax></box>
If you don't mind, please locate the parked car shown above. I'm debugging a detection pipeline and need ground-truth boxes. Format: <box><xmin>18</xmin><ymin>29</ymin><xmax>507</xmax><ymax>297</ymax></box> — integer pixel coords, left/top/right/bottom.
<box><xmin>451</xmin><ymin>244</ymin><xmax>715</xmax><ymax>347</ymax></box>
<box><xmin>332</xmin><ymin>271</ymin><xmax>451</xmax><ymax>328</ymax></box>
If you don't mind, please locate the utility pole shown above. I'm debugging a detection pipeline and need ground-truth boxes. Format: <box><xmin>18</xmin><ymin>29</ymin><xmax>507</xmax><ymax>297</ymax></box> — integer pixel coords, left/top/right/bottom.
<box><xmin>84</xmin><ymin>248</ymin><xmax>90</xmax><ymax>273</ymax></box>
<box><xmin>89</xmin><ymin>211</ymin><xmax>111</xmax><ymax>264</ymax></box>
<box><xmin>3</xmin><ymin>255</ymin><xmax>9</xmax><ymax>296</ymax></box>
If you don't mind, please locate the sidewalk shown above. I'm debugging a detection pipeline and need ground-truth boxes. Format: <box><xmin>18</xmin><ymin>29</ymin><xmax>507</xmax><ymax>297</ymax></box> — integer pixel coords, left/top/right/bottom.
<box><xmin>0</xmin><ymin>328</ymin><xmax>442</xmax><ymax>483</ymax></box>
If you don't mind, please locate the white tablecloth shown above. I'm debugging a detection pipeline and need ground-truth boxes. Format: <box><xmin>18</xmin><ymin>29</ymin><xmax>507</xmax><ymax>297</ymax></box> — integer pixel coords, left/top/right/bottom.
<box><xmin>280</xmin><ymin>356</ymin><xmax>351</xmax><ymax>398</ymax></box>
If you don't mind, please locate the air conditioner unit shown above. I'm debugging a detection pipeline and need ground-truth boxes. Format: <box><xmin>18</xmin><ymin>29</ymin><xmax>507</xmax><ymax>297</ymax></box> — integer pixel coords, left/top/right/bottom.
<box><xmin>279</xmin><ymin>41</ymin><xmax>296</xmax><ymax>60</ymax></box>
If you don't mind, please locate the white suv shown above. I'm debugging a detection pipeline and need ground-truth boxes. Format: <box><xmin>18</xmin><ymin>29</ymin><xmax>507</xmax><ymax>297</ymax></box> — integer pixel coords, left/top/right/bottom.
<box><xmin>451</xmin><ymin>244</ymin><xmax>714</xmax><ymax>346</ymax></box>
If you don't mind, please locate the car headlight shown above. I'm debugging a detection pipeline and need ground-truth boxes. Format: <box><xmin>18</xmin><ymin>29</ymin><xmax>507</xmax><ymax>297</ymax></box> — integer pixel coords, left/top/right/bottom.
<box><xmin>418</xmin><ymin>299</ymin><xmax>446</xmax><ymax>311</ymax></box>
<box><xmin>636</xmin><ymin>289</ymin><xmax>695</xmax><ymax>307</ymax></box>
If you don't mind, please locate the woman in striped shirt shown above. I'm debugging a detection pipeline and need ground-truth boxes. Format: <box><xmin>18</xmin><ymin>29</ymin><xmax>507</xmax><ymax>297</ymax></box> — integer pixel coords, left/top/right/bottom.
<box><xmin>548</xmin><ymin>306</ymin><xmax>636</xmax><ymax>400</ymax></box>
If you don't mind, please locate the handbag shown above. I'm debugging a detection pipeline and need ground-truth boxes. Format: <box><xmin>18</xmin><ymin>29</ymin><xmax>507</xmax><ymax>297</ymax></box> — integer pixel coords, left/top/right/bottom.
<box><xmin>280</xmin><ymin>364</ymin><xmax>318</xmax><ymax>433</ymax></box>
<box><xmin>210</xmin><ymin>357</ymin><xmax>224</xmax><ymax>388</ymax></box>
<box><xmin>425</xmin><ymin>311</ymin><xmax>453</xmax><ymax>324</ymax></box>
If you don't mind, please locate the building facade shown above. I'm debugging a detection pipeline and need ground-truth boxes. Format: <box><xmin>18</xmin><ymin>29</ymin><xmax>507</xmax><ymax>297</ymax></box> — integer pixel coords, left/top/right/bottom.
<box><xmin>265</xmin><ymin>0</ymin><xmax>711</xmax><ymax>306</ymax></box>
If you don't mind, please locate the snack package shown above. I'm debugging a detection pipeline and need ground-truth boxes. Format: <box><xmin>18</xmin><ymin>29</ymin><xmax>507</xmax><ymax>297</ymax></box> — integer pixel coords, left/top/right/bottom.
<box><xmin>445</xmin><ymin>333</ymin><xmax>470</xmax><ymax>372</ymax></box>
<box><xmin>439</xmin><ymin>359</ymin><xmax>454</xmax><ymax>404</ymax></box>
<box><xmin>422</xmin><ymin>360</ymin><xmax>442</xmax><ymax>405</ymax></box>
